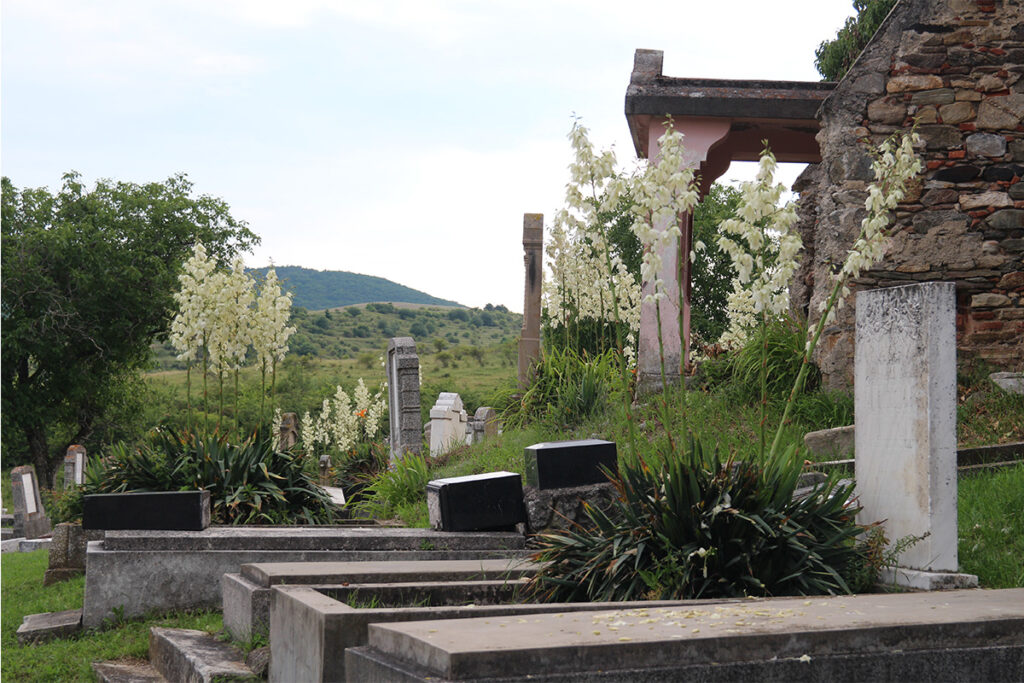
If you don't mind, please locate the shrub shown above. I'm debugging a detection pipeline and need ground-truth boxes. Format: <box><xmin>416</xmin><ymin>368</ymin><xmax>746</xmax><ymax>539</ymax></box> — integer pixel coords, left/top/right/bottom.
<box><xmin>353</xmin><ymin>454</ymin><xmax>431</xmax><ymax>520</ymax></box>
<box><xmin>503</xmin><ymin>346</ymin><xmax>619</xmax><ymax>429</ymax></box>
<box><xmin>729</xmin><ymin>314</ymin><xmax>817</xmax><ymax>405</ymax></box>
<box><xmin>527</xmin><ymin>438</ymin><xmax>866</xmax><ymax>602</ymax></box>
<box><xmin>74</xmin><ymin>429</ymin><xmax>339</xmax><ymax>525</ymax></box>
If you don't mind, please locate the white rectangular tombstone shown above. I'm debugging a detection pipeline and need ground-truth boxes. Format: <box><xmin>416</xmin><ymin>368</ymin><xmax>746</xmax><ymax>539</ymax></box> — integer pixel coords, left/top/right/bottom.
<box><xmin>10</xmin><ymin>465</ymin><xmax>51</xmax><ymax>539</ymax></box>
<box><xmin>855</xmin><ymin>282</ymin><xmax>976</xmax><ymax>590</ymax></box>
<box><xmin>429</xmin><ymin>392</ymin><xmax>468</xmax><ymax>457</ymax></box>
<box><xmin>64</xmin><ymin>445</ymin><xmax>87</xmax><ymax>488</ymax></box>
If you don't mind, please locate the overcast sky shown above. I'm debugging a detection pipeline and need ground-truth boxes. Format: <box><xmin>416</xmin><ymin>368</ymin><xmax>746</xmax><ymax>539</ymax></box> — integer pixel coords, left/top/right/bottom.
<box><xmin>2</xmin><ymin>1</ymin><xmax>857</xmax><ymax>311</ymax></box>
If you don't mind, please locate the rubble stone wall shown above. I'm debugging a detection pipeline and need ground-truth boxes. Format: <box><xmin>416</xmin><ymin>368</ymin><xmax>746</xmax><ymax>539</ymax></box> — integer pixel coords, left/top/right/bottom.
<box><xmin>794</xmin><ymin>0</ymin><xmax>1024</xmax><ymax>388</ymax></box>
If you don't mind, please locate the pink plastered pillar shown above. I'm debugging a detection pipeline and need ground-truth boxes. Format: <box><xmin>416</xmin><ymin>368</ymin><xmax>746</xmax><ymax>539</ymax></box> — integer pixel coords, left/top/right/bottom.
<box><xmin>637</xmin><ymin>117</ymin><xmax>730</xmax><ymax>394</ymax></box>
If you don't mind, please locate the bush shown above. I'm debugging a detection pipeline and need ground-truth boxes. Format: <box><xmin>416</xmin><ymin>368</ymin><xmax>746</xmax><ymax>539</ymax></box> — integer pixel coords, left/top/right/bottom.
<box><xmin>70</xmin><ymin>429</ymin><xmax>339</xmax><ymax>525</ymax></box>
<box><xmin>353</xmin><ymin>454</ymin><xmax>430</xmax><ymax>520</ymax></box>
<box><xmin>503</xmin><ymin>347</ymin><xmax>620</xmax><ymax>429</ymax></box>
<box><xmin>729</xmin><ymin>314</ymin><xmax>816</xmax><ymax>405</ymax></box>
<box><xmin>527</xmin><ymin>438</ymin><xmax>866</xmax><ymax>602</ymax></box>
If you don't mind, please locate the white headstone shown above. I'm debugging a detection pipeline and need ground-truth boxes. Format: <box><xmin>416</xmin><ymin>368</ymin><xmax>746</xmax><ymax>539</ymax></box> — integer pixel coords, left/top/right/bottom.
<box><xmin>429</xmin><ymin>392</ymin><xmax>468</xmax><ymax>456</ymax></box>
<box><xmin>855</xmin><ymin>282</ymin><xmax>976</xmax><ymax>589</ymax></box>
<box><xmin>22</xmin><ymin>473</ymin><xmax>36</xmax><ymax>515</ymax></box>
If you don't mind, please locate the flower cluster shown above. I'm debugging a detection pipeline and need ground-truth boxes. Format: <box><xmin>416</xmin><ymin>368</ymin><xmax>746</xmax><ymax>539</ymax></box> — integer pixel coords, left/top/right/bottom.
<box><xmin>543</xmin><ymin>121</ymin><xmax>642</xmax><ymax>340</ymax></box>
<box><xmin>251</xmin><ymin>268</ymin><xmax>297</xmax><ymax>369</ymax></box>
<box><xmin>715</xmin><ymin>147</ymin><xmax>801</xmax><ymax>348</ymax></box>
<box><xmin>818</xmin><ymin>130</ymin><xmax>923</xmax><ymax>325</ymax></box>
<box><xmin>300</xmin><ymin>378</ymin><xmax>386</xmax><ymax>456</ymax></box>
<box><xmin>630</xmin><ymin>121</ymin><xmax>701</xmax><ymax>304</ymax></box>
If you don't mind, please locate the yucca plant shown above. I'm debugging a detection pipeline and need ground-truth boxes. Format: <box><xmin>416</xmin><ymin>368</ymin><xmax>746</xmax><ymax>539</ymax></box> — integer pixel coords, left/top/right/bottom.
<box><xmin>77</xmin><ymin>428</ymin><xmax>338</xmax><ymax>525</ymax></box>
<box><xmin>527</xmin><ymin>437</ymin><xmax>865</xmax><ymax>602</ymax></box>
<box><xmin>504</xmin><ymin>346</ymin><xmax>619</xmax><ymax>428</ymax></box>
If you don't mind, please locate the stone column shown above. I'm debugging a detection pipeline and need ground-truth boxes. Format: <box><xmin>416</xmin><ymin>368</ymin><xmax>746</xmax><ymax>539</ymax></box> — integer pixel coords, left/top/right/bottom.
<box><xmin>278</xmin><ymin>413</ymin><xmax>299</xmax><ymax>452</ymax></box>
<box><xmin>855</xmin><ymin>282</ymin><xmax>976</xmax><ymax>589</ymax></box>
<box><xmin>636</xmin><ymin>119</ymin><xmax>729</xmax><ymax>394</ymax></box>
<box><xmin>518</xmin><ymin>213</ymin><xmax>543</xmax><ymax>387</ymax></box>
<box><xmin>386</xmin><ymin>337</ymin><xmax>421</xmax><ymax>462</ymax></box>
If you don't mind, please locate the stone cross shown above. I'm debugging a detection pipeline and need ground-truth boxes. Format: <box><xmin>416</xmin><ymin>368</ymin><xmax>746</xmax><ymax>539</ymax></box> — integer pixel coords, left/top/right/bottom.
<box><xmin>855</xmin><ymin>282</ymin><xmax>976</xmax><ymax>589</ymax></box>
<box><xmin>518</xmin><ymin>213</ymin><xmax>543</xmax><ymax>386</ymax></box>
<box><xmin>386</xmin><ymin>337</ymin><xmax>422</xmax><ymax>462</ymax></box>
<box><xmin>278</xmin><ymin>413</ymin><xmax>299</xmax><ymax>452</ymax></box>
<box><xmin>10</xmin><ymin>465</ymin><xmax>51</xmax><ymax>539</ymax></box>
<box><xmin>429</xmin><ymin>392</ymin><xmax>468</xmax><ymax>456</ymax></box>
<box><xmin>64</xmin><ymin>445</ymin><xmax>87</xmax><ymax>489</ymax></box>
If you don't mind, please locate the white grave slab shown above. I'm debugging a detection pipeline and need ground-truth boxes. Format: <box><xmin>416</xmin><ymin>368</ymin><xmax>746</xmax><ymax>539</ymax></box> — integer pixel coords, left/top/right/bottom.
<box><xmin>855</xmin><ymin>282</ymin><xmax>976</xmax><ymax>589</ymax></box>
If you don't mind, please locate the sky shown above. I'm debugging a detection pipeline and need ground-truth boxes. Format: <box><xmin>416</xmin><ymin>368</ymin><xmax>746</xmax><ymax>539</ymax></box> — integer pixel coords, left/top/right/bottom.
<box><xmin>2</xmin><ymin>1</ymin><xmax>857</xmax><ymax>311</ymax></box>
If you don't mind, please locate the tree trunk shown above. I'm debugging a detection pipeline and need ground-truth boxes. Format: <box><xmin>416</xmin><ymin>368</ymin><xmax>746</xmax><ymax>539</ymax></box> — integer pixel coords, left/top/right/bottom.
<box><xmin>26</xmin><ymin>424</ymin><xmax>53</xmax><ymax>489</ymax></box>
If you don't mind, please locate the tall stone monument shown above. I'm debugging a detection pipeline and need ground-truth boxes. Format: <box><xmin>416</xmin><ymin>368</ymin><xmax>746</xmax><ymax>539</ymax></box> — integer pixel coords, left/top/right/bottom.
<box><xmin>278</xmin><ymin>413</ymin><xmax>299</xmax><ymax>452</ymax></box>
<box><xmin>386</xmin><ymin>337</ymin><xmax>422</xmax><ymax>462</ymax></box>
<box><xmin>855</xmin><ymin>282</ymin><xmax>976</xmax><ymax>590</ymax></box>
<box><xmin>518</xmin><ymin>213</ymin><xmax>543</xmax><ymax>387</ymax></box>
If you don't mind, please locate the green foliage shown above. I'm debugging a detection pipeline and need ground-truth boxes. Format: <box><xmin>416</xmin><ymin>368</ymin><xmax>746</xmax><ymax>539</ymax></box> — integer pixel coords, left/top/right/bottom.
<box><xmin>354</xmin><ymin>454</ymin><xmax>431</xmax><ymax>520</ymax></box>
<box><xmin>728</xmin><ymin>314</ymin><xmax>819</xmax><ymax>405</ymax></box>
<box><xmin>959</xmin><ymin>464</ymin><xmax>1024</xmax><ymax>588</ymax></box>
<box><xmin>74</xmin><ymin>429</ymin><xmax>339</xmax><ymax>524</ymax></box>
<box><xmin>815</xmin><ymin>0</ymin><xmax>898</xmax><ymax>81</ymax></box>
<box><xmin>2</xmin><ymin>172</ymin><xmax>258</xmax><ymax>485</ymax></box>
<box><xmin>528</xmin><ymin>438</ymin><xmax>866</xmax><ymax>602</ymax></box>
<box><xmin>504</xmin><ymin>347</ymin><xmax>620</xmax><ymax>429</ymax></box>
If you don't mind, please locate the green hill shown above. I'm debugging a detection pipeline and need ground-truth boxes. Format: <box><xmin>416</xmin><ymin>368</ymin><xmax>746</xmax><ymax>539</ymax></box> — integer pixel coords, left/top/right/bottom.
<box><xmin>247</xmin><ymin>266</ymin><xmax>462</xmax><ymax>310</ymax></box>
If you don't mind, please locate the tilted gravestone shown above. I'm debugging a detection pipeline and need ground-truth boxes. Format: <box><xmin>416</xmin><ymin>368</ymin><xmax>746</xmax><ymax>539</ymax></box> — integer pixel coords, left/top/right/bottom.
<box><xmin>429</xmin><ymin>392</ymin><xmax>468</xmax><ymax>456</ymax></box>
<box><xmin>10</xmin><ymin>465</ymin><xmax>51</xmax><ymax>539</ymax></box>
<box><xmin>386</xmin><ymin>337</ymin><xmax>422</xmax><ymax>462</ymax></box>
<box><xmin>278</xmin><ymin>412</ymin><xmax>299</xmax><ymax>452</ymax></box>
<box><xmin>426</xmin><ymin>472</ymin><xmax>526</xmax><ymax>531</ymax></box>
<box><xmin>524</xmin><ymin>439</ymin><xmax>617</xmax><ymax>489</ymax></box>
<box><xmin>64</xmin><ymin>445</ymin><xmax>87</xmax><ymax>489</ymax></box>
<box><xmin>855</xmin><ymin>282</ymin><xmax>976</xmax><ymax>589</ymax></box>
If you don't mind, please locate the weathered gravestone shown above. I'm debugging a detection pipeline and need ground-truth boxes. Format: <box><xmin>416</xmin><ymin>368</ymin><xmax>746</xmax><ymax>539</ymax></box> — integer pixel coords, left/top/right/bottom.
<box><xmin>429</xmin><ymin>392</ymin><xmax>468</xmax><ymax>456</ymax></box>
<box><xmin>64</xmin><ymin>445</ymin><xmax>87</xmax><ymax>489</ymax></box>
<box><xmin>518</xmin><ymin>213</ymin><xmax>543</xmax><ymax>386</ymax></box>
<box><xmin>386</xmin><ymin>337</ymin><xmax>422</xmax><ymax>462</ymax></box>
<box><xmin>855</xmin><ymin>282</ymin><xmax>977</xmax><ymax>589</ymax></box>
<box><xmin>466</xmin><ymin>407</ymin><xmax>498</xmax><ymax>445</ymax></box>
<box><xmin>278</xmin><ymin>412</ymin><xmax>299</xmax><ymax>452</ymax></box>
<box><xmin>10</xmin><ymin>465</ymin><xmax>51</xmax><ymax>539</ymax></box>
<box><xmin>426</xmin><ymin>472</ymin><xmax>526</xmax><ymax>532</ymax></box>
<box><xmin>44</xmin><ymin>522</ymin><xmax>102</xmax><ymax>585</ymax></box>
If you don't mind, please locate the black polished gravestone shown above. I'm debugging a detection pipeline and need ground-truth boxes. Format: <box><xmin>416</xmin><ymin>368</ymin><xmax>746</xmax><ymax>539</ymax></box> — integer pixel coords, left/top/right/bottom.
<box><xmin>83</xmin><ymin>490</ymin><xmax>211</xmax><ymax>531</ymax></box>
<box><xmin>524</xmin><ymin>439</ymin><xmax>617</xmax><ymax>490</ymax></box>
<box><xmin>426</xmin><ymin>472</ymin><xmax>526</xmax><ymax>532</ymax></box>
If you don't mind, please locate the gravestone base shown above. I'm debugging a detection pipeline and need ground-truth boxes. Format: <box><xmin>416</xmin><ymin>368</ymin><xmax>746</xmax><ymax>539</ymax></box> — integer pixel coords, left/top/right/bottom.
<box><xmin>880</xmin><ymin>566</ymin><xmax>978</xmax><ymax>591</ymax></box>
<box><xmin>523</xmin><ymin>482</ymin><xmax>617</xmax><ymax>534</ymax></box>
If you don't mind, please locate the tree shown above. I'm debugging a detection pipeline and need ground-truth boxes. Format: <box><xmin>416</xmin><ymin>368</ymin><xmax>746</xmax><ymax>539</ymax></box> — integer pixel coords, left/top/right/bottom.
<box><xmin>1</xmin><ymin>172</ymin><xmax>258</xmax><ymax>486</ymax></box>
<box><xmin>815</xmin><ymin>0</ymin><xmax>897</xmax><ymax>81</ymax></box>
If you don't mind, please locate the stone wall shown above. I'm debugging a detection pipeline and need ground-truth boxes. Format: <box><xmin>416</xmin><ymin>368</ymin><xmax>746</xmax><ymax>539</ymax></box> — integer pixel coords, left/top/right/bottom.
<box><xmin>795</xmin><ymin>0</ymin><xmax>1024</xmax><ymax>388</ymax></box>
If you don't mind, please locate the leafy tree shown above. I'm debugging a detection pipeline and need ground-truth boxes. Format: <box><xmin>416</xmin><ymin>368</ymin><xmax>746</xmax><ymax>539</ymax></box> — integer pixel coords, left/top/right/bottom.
<box><xmin>1</xmin><ymin>172</ymin><xmax>258</xmax><ymax>485</ymax></box>
<box><xmin>815</xmin><ymin>0</ymin><xmax>897</xmax><ymax>81</ymax></box>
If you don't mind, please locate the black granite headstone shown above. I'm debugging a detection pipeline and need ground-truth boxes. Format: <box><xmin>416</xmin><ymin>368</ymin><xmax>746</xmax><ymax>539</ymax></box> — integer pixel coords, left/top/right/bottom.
<box><xmin>524</xmin><ymin>439</ymin><xmax>617</xmax><ymax>489</ymax></box>
<box><xmin>426</xmin><ymin>472</ymin><xmax>525</xmax><ymax>532</ymax></box>
<box><xmin>82</xmin><ymin>490</ymin><xmax>211</xmax><ymax>531</ymax></box>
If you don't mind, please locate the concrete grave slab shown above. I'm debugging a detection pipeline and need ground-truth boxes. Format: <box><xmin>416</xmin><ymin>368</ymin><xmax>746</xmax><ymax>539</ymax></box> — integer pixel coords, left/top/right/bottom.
<box><xmin>270</xmin><ymin>585</ymin><xmax>738</xmax><ymax>683</ymax></box>
<box><xmin>348</xmin><ymin>588</ymin><xmax>1024</xmax><ymax>681</ymax></box>
<box><xmin>84</xmin><ymin>526</ymin><xmax>526</xmax><ymax>629</ymax></box>
<box><xmin>17</xmin><ymin>608</ymin><xmax>82</xmax><ymax>644</ymax></box>
<box><xmin>225</xmin><ymin>557</ymin><xmax>536</xmax><ymax>641</ymax></box>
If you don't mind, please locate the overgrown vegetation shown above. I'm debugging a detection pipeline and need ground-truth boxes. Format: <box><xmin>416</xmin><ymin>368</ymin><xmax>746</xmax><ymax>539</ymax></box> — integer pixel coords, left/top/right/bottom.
<box><xmin>54</xmin><ymin>429</ymin><xmax>338</xmax><ymax>525</ymax></box>
<box><xmin>815</xmin><ymin>0</ymin><xmax>898</xmax><ymax>81</ymax></box>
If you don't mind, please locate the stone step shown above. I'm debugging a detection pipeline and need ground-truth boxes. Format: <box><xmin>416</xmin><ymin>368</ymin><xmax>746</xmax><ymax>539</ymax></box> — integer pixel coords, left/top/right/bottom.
<box><xmin>16</xmin><ymin>608</ymin><xmax>83</xmax><ymax>644</ymax></box>
<box><xmin>148</xmin><ymin>627</ymin><xmax>255</xmax><ymax>682</ymax></box>
<box><xmin>92</xmin><ymin>660</ymin><xmax>167</xmax><ymax>682</ymax></box>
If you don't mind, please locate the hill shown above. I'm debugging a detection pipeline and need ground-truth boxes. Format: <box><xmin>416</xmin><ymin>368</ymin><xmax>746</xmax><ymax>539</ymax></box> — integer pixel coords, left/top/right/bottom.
<box><xmin>247</xmin><ymin>266</ymin><xmax>462</xmax><ymax>310</ymax></box>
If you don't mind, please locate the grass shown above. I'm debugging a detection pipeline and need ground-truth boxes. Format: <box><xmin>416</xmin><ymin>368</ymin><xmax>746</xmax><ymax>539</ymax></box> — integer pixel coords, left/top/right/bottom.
<box><xmin>1</xmin><ymin>550</ymin><xmax>222</xmax><ymax>682</ymax></box>
<box><xmin>958</xmin><ymin>464</ymin><xmax>1024</xmax><ymax>588</ymax></box>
